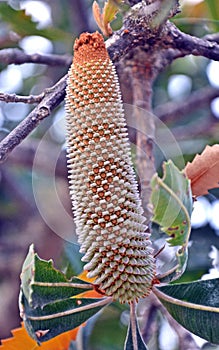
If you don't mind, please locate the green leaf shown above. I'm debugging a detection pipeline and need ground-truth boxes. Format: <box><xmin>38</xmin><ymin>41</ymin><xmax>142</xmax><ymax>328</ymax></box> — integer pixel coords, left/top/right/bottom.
<box><xmin>64</xmin><ymin>242</ymin><xmax>84</xmax><ymax>277</ymax></box>
<box><xmin>151</xmin><ymin>160</ymin><xmax>192</xmax><ymax>245</ymax></box>
<box><xmin>0</xmin><ymin>3</ymin><xmax>71</xmax><ymax>42</ymax></box>
<box><xmin>103</xmin><ymin>0</ymin><xmax>123</xmax><ymax>23</ymax></box>
<box><xmin>20</xmin><ymin>292</ymin><xmax>107</xmax><ymax>343</ymax></box>
<box><xmin>154</xmin><ymin>279</ymin><xmax>219</xmax><ymax>344</ymax></box>
<box><xmin>205</xmin><ymin>0</ymin><xmax>219</xmax><ymax>24</ymax></box>
<box><xmin>124</xmin><ymin>316</ymin><xmax>148</xmax><ymax>350</ymax></box>
<box><xmin>19</xmin><ymin>245</ymin><xmax>111</xmax><ymax>343</ymax></box>
<box><xmin>20</xmin><ymin>244</ymin><xmax>94</xmax><ymax>308</ymax></box>
<box><xmin>150</xmin><ymin>160</ymin><xmax>193</xmax><ymax>280</ymax></box>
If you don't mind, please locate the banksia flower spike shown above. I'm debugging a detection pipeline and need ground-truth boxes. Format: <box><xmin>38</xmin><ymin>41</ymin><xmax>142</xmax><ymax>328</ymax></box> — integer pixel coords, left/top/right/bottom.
<box><xmin>65</xmin><ymin>32</ymin><xmax>155</xmax><ymax>303</ymax></box>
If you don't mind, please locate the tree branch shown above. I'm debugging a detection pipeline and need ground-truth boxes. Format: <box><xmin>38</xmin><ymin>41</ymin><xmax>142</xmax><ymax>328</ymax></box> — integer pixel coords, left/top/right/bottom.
<box><xmin>155</xmin><ymin>86</ymin><xmax>219</xmax><ymax>122</ymax></box>
<box><xmin>0</xmin><ymin>75</ymin><xmax>67</xmax><ymax>163</ymax></box>
<box><xmin>1</xmin><ymin>20</ymin><xmax>217</xmax><ymax>70</ymax></box>
<box><xmin>172</xmin><ymin>117</ymin><xmax>217</xmax><ymax>140</ymax></box>
<box><xmin>106</xmin><ymin>1</ymin><xmax>163</xmax><ymax>61</ymax></box>
<box><xmin>166</xmin><ymin>21</ymin><xmax>219</xmax><ymax>61</ymax></box>
<box><xmin>0</xmin><ymin>48</ymin><xmax>72</xmax><ymax>66</ymax></box>
<box><xmin>129</xmin><ymin>48</ymin><xmax>156</xmax><ymax>222</ymax></box>
<box><xmin>0</xmin><ymin>92</ymin><xmax>44</xmax><ymax>104</ymax></box>
<box><xmin>203</xmin><ymin>32</ymin><xmax>219</xmax><ymax>43</ymax></box>
<box><xmin>107</xmin><ymin>7</ymin><xmax>219</xmax><ymax>70</ymax></box>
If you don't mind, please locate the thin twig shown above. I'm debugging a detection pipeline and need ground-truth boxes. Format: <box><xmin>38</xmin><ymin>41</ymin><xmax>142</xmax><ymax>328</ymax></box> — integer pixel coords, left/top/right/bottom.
<box><xmin>203</xmin><ymin>32</ymin><xmax>219</xmax><ymax>43</ymax></box>
<box><xmin>0</xmin><ymin>48</ymin><xmax>72</xmax><ymax>66</ymax></box>
<box><xmin>171</xmin><ymin>117</ymin><xmax>216</xmax><ymax>140</ymax></box>
<box><xmin>155</xmin><ymin>86</ymin><xmax>219</xmax><ymax>122</ymax></box>
<box><xmin>0</xmin><ymin>92</ymin><xmax>44</xmax><ymax>104</ymax></box>
<box><xmin>0</xmin><ymin>75</ymin><xmax>67</xmax><ymax>163</ymax></box>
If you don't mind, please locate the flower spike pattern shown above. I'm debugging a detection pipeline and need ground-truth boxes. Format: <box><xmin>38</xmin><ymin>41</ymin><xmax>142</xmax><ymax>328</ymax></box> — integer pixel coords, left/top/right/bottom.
<box><xmin>65</xmin><ymin>32</ymin><xmax>155</xmax><ymax>303</ymax></box>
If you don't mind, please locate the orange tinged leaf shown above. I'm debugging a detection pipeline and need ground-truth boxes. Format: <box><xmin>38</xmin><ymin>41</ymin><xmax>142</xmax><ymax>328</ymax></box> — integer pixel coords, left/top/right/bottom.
<box><xmin>77</xmin><ymin>289</ymin><xmax>106</xmax><ymax>298</ymax></box>
<box><xmin>77</xmin><ymin>270</ymin><xmax>96</xmax><ymax>283</ymax></box>
<box><xmin>185</xmin><ymin>144</ymin><xmax>219</xmax><ymax>197</ymax></box>
<box><xmin>92</xmin><ymin>0</ymin><xmax>122</xmax><ymax>36</ymax></box>
<box><xmin>181</xmin><ymin>2</ymin><xmax>208</xmax><ymax>19</ymax></box>
<box><xmin>77</xmin><ymin>271</ymin><xmax>106</xmax><ymax>298</ymax></box>
<box><xmin>0</xmin><ymin>323</ymin><xmax>82</xmax><ymax>350</ymax></box>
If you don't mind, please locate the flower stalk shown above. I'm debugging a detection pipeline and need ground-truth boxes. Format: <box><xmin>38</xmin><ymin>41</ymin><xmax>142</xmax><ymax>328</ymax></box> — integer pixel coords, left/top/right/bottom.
<box><xmin>65</xmin><ymin>32</ymin><xmax>155</xmax><ymax>303</ymax></box>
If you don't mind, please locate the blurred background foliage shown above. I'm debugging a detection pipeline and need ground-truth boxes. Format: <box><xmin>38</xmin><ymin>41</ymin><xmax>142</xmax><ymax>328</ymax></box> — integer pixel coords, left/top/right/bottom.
<box><xmin>0</xmin><ymin>0</ymin><xmax>219</xmax><ymax>349</ymax></box>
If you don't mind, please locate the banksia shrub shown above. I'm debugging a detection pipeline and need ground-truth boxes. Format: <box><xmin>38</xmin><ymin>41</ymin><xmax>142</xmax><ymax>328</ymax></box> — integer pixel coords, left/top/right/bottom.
<box><xmin>65</xmin><ymin>32</ymin><xmax>155</xmax><ymax>303</ymax></box>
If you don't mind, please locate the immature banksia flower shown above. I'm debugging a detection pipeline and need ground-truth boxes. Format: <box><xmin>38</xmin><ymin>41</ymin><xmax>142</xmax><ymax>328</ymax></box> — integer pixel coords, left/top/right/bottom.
<box><xmin>65</xmin><ymin>32</ymin><xmax>155</xmax><ymax>303</ymax></box>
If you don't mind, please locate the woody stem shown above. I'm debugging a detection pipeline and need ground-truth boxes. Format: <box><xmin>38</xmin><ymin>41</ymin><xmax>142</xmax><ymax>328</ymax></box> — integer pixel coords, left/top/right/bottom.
<box><xmin>130</xmin><ymin>300</ymin><xmax>138</xmax><ymax>350</ymax></box>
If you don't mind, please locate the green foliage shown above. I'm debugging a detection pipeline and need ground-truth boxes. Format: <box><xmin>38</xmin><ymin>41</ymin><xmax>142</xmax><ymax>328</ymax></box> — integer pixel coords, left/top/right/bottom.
<box><xmin>173</xmin><ymin>0</ymin><xmax>219</xmax><ymax>34</ymax></box>
<box><xmin>19</xmin><ymin>245</ymin><xmax>111</xmax><ymax>343</ymax></box>
<box><xmin>63</xmin><ymin>242</ymin><xmax>84</xmax><ymax>277</ymax></box>
<box><xmin>151</xmin><ymin>160</ymin><xmax>193</xmax><ymax>280</ymax></box>
<box><xmin>20</xmin><ymin>244</ymin><xmax>93</xmax><ymax>307</ymax></box>
<box><xmin>154</xmin><ymin>279</ymin><xmax>219</xmax><ymax>344</ymax></box>
<box><xmin>0</xmin><ymin>3</ymin><xmax>71</xmax><ymax>42</ymax></box>
<box><xmin>21</xmin><ymin>293</ymin><xmax>106</xmax><ymax>343</ymax></box>
<box><xmin>205</xmin><ymin>0</ymin><xmax>219</xmax><ymax>19</ymax></box>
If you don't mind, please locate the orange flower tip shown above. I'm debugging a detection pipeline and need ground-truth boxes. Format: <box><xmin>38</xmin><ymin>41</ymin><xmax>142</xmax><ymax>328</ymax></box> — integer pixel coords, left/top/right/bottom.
<box><xmin>74</xmin><ymin>32</ymin><xmax>105</xmax><ymax>51</ymax></box>
<box><xmin>73</xmin><ymin>32</ymin><xmax>108</xmax><ymax>64</ymax></box>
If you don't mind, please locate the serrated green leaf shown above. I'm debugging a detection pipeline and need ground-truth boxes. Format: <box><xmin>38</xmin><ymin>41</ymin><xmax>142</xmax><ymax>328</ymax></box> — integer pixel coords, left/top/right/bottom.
<box><xmin>20</xmin><ymin>244</ymin><xmax>93</xmax><ymax>308</ymax></box>
<box><xmin>154</xmin><ymin>279</ymin><xmax>219</xmax><ymax>344</ymax></box>
<box><xmin>151</xmin><ymin>160</ymin><xmax>192</xmax><ymax>245</ymax></box>
<box><xmin>64</xmin><ymin>242</ymin><xmax>83</xmax><ymax>277</ymax></box>
<box><xmin>150</xmin><ymin>160</ymin><xmax>193</xmax><ymax>280</ymax></box>
<box><xmin>124</xmin><ymin>316</ymin><xmax>148</xmax><ymax>350</ymax></box>
<box><xmin>19</xmin><ymin>245</ymin><xmax>111</xmax><ymax>344</ymax></box>
<box><xmin>20</xmin><ymin>291</ymin><xmax>109</xmax><ymax>343</ymax></box>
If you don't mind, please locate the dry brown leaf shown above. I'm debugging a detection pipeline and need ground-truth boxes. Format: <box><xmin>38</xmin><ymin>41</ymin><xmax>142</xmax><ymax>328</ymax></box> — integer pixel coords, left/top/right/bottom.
<box><xmin>184</xmin><ymin>144</ymin><xmax>219</xmax><ymax>197</ymax></box>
